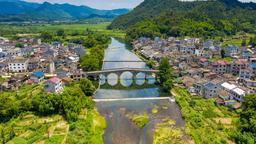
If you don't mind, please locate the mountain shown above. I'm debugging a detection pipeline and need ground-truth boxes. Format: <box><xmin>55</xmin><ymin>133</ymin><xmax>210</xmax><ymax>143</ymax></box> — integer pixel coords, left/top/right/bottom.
<box><xmin>109</xmin><ymin>0</ymin><xmax>256</xmax><ymax>29</ymax></box>
<box><xmin>0</xmin><ymin>0</ymin><xmax>129</xmax><ymax>22</ymax></box>
<box><xmin>109</xmin><ymin>0</ymin><xmax>256</xmax><ymax>41</ymax></box>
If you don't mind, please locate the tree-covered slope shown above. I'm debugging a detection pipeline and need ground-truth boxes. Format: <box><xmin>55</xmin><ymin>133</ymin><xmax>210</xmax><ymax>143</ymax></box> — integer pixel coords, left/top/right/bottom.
<box><xmin>110</xmin><ymin>0</ymin><xmax>256</xmax><ymax>41</ymax></box>
<box><xmin>0</xmin><ymin>0</ymin><xmax>129</xmax><ymax>22</ymax></box>
<box><xmin>109</xmin><ymin>0</ymin><xmax>256</xmax><ymax>30</ymax></box>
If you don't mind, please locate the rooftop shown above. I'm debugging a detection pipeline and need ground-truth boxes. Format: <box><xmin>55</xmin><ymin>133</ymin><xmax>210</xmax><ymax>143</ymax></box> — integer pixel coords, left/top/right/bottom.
<box><xmin>47</xmin><ymin>77</ymin><xmax>61</xmax><ymax>84</ymax></box>
<box><xmin>221</xmin><ymin>82</ymin><xmax>237</xmax><ymax>90</ymax></box>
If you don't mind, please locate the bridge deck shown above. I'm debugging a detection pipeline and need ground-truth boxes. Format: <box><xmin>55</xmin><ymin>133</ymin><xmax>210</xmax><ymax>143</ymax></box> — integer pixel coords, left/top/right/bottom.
<box><xmin>85</xmin><ymin>68</ymin><xmax>159</xmax><ymax>75</ymax></box>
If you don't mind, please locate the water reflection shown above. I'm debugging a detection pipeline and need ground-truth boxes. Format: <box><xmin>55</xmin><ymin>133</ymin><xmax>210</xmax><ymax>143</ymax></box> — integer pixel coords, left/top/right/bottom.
<box><xmin>107</xmin><ymin>73</ymin><xmax>118</xmax><ymax>86</ymax></box>
<box><xmin>135</xmin><ymin>72</ymin><xmax>146</xmax><ymax>85</ymax></box>
<box><xmin>120</xmin><ymin>72</ymin><xmax>133</xmax><ymax>87</ymax></box>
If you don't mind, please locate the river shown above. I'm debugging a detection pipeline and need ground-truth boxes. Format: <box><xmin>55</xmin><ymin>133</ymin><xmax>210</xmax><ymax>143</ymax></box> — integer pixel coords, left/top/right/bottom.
<box><xmin>94</xmin><ymin>38</ymin><xmax>185</xmax><ymax>144</ymax></box>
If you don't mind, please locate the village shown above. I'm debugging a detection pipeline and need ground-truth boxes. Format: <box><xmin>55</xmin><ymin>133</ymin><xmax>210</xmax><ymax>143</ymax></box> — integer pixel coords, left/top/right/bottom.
<box><xmin>133</xmin><ymin>36</ymin><xmax>256</xmax><ymax>109</ymax></box>
<box><xmin>1</xmin><ymin>35</ymin><xmax>256</xmax><ymax>109</ymax></box>
<box><xmin>0</xmin><ymin>36</ymin><xmax>87</xmax><ymax>93</ymax></box>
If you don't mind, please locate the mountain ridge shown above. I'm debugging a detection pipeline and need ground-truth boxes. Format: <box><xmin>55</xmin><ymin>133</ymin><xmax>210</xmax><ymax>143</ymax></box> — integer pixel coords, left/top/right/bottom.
<box><xmin>0</xmin><ymin>0</ymin><xmax>129</xmax><ymax>22</ymax></box>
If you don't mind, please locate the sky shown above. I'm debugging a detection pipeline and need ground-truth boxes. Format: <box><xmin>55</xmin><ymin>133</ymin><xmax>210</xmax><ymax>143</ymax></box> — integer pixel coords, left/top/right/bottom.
<box><xmin>25</xmin><ymin>0</ymin><xmax>256</xmax><ymax>10</ymax></box>
<box><xmin>25</xmin><ymin>0</ymin><xmax>144</xmax><ymax>10</ymax></box>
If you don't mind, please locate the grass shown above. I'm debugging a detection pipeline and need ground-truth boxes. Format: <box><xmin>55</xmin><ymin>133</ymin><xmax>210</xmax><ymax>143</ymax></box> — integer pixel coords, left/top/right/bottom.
<box><xmin>172</xmin><ymin>86</ymin><xmax>239</xmax><ymax>144</ymax></box>
<box><xmin>209</xmin><ymin>56</ymin><xmax>234</xmax><ymax>62</ymax></box>
<box><xmin>218</xmin><ymin>33</ymin><xmax>255</xmax><ymax>46</ymax></box>
<box><xmin>66</xmin><ymin>109</ymin><xmax>106</xmax><ymax>144</ymax></box>
<box><xmin>153</xmin><ymin>118</ymin><xmax>188</xmax><ymax>144</ymax></box>
<box><xmin>0</xmin><ymin>22</ymin><xmax>125</xmax><ymax>38</ymax></box>
<box><xmin>130</xmin><ymin>113</ymin><xmax>149</xmax><ymax>129</ymax></box>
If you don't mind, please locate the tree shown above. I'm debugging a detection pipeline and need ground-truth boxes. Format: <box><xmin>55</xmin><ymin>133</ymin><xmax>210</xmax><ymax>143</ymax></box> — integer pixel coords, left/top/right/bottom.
<box><xmin>240</xmin><ymin>94</ymin><xmax>256</xmax><ymax>133</ymax></box>
<box><xmin>162</xmin><ymin>79</ymin><xmax>173</xmax><ymax>92</ymax></box>
<box><xmin>41</xmin><ymin>32</ymin><xmax>53</xmax><ymax>42</ymax></box>
<box><xmin>241</xmin><ymin>39</ymin><xmax>247</xmax><ymax>47</ymax></box>
<box><xmin>56</xmin><ymin>29</ymin><xmax>65</xmax><ymax>37</ymax></box>
<box><xmin>249</xmin><ymin>36</ymin><xmax>256</xmax><ymax>47</ymax></box>
<box><xmin>158</xmin><ymin>57</ymin><xmax>172</xmax><ymax>84</ymax></box>
<box><xmin>221</xmin><ymin>49</ymin><xmax>225</xmax><ymax>58</ymax></box>
<box><xmin>15</xmin><ymin>43</ymin><xmax>24</xmax><ymax>48</ymax></box>
<box><xmin>79</xmin><ymin>78</ymin><xmax>96</xmax><ymax>96</ymax></box>
<box><xmin>0</xmin><ymin>127</ymin><xmax>4</xmax><ymax>144</ymax></box>
<box><xmin>146</xmin><ymin>60</ymin><xmax>156</xmax><ymax>69</ymax></box>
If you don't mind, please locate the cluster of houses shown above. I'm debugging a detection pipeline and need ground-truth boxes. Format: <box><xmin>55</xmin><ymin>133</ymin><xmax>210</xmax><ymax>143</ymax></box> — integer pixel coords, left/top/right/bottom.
<box><xmin>133</xmin><ymin>37</ymin><xmax>256</xmax><ymax>109</ymax></box>
<box><xmin>0</xmin><ymin>37</ymin><xmax>86</xmax><ymax>93</ymax></box>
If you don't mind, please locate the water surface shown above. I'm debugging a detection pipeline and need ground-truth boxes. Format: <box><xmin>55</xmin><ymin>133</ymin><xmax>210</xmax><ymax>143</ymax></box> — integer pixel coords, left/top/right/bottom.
<box><xmin>94</xmin><ymin>38</ymin><xmax>184</xmax><ymax>144</ymax></box>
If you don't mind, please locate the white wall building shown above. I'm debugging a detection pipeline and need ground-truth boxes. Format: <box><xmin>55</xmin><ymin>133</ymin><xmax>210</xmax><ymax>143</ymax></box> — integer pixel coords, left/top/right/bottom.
<box><xmin>8</xmin><ymin>58</ymin><xmax>29</xmax><ymax>72</ymax></box>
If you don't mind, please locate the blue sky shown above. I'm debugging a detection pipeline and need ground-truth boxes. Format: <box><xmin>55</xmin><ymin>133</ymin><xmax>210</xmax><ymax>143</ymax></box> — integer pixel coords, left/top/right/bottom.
<box><xmin>25</xmin><ymin>0</ymin><xmax>256</xmax><ymax>10</ymax></box>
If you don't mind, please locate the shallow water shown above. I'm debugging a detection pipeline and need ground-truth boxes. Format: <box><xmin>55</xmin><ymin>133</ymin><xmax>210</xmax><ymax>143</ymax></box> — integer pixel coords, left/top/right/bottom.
<box><xmin>96</xmin><ymin>99</ymin><xmax>185</xmax><ymax>144</ymax></box>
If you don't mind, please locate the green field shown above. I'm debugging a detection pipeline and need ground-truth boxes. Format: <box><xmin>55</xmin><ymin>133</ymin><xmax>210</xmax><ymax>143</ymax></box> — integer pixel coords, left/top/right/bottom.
<box><xmin>172</xmin><ymin>86</ymin><xmax>239</xmax><ymax>144</ymax></box>
<box><xmin>0</xmin><ymin>109</ymin><xmax>105</xmax><ymax>144</ymax></box>
<box><xmin>0</xmin><ymin>22</ymin><xmax>125</xmax><ymax>38</ymax></box>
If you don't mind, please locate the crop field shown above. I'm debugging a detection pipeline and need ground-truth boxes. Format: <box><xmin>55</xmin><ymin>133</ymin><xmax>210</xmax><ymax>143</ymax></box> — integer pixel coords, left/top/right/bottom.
<box><xmin>0</xmin><ymin>22</ymin><xmax>125</xmax><ymax>38</ymax></box>
<box><xmin>1</xmin><ymin>113</ymin><xmax>68</xmax><ymax>144</ymax></box>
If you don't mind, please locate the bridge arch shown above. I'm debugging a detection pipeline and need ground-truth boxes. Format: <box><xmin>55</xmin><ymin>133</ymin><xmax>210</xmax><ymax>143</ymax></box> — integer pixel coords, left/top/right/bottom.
<box><xmin>107</xmin><ymin>73</ymin><xmax>118</xmax><ymax>86</ymax></box>
<box><xmin>120</xmin><ymin>71</ymin><xmax>134</xmax><ymax>87</ymax></box>
<box><xmin>135</xmin><ymin>72</ymin><xmax>146</xmax><ymax>86</ymax></box>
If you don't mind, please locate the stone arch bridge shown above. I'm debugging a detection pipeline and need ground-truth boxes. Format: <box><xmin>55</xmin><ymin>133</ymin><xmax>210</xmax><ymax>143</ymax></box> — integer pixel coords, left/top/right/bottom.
<box><xmin>85</xmin><ymin>68</ymin><xmax>159</xmax><ymax>79</ymax></box>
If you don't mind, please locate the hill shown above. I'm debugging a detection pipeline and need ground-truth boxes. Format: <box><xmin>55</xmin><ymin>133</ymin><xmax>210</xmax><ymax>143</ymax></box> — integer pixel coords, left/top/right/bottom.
<box><xmin>109</xmin><ymin>0</ymin><xmax>256</xmax><ymax>40</ymax></box>
<box><xmin>0</xmin><ymin>0</ymin><xmax>129</xmax><ymax>22</ymax></box>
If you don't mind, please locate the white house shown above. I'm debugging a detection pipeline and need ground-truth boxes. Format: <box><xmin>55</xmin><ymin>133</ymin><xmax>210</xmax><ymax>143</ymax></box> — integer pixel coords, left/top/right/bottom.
<box><xmin>44</xmin><ymin>77</ymin><xmax>63</xmax><ymax>93</ymax></box>
<box><xmin>8</xmin><ymin>57</ymin><xmax>29</xmax><ymax>72</ymax></box>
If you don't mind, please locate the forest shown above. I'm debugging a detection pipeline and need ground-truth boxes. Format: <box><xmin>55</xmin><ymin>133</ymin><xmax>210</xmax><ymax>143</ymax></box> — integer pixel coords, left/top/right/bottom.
<box><xmin>109</xmin><ymin>0</ymin><xmax>256</xmax><ymax>41</ymax></box>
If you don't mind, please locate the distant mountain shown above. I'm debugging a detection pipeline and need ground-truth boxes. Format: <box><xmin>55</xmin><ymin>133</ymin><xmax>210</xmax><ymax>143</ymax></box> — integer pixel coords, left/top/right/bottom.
<box><xmin>0</xmin><ymin>0</ymin><xmax>129</xmax><ymax>22</ymax></box>
<box><xmin>109</xmin><ymin>0</ymin><xmax>256</xmax><ymax>29</ymax></box>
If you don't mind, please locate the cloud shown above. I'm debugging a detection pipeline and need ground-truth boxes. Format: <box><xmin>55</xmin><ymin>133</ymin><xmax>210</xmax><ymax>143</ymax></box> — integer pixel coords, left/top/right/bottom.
<box><xmin>25</xmin><ymin>0</ymin><xmax>144</xmax><ymax>10</ymax></box>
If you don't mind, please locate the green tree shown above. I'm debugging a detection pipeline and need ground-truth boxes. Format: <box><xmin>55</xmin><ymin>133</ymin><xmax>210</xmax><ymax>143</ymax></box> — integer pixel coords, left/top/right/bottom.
<box><xmin>221</xmin><ymin>49</ymin><xmax>226</xmax><ymax>58</ymax></box>
<box><xmin>241</xmin><ymin>39</ymin><xmax>247</xmax><ymax>47</ymax></box>
<box><xmin>240</xmin><ymin>94</ymin><xmax>256</xmax><ymax>133</ymax></box>
<box><xmin>249</xmin><ymin>36</ymin><xmax>256</xmax><ymax>47</ymax></box>
<box><xmin>162</xmin><ymin>79</ymin><xmax>173</xmax><ymax>92</ymax></box>
<box><xmin>15</xmin><ymin>43</ymin><xmax>24</xmax><ymax>48</ymax></box>
<box><xmin>158</xmin><ymin>57</ymin><xmax>172</xmax><ymax>84</ymax></box>
<box><xmin>0</xmin><ymin>127</ymin><xmax>4</xmax><ymax>144</ymax></box>
<box><xmin>56</xmin><ymin>29</ymin><xmax>65</xmax><ymax>37</ymax></box>
<box><xmin>79</xmin><ymin>78</ymin><xmax>96</xmax><ymax>96</ymax></box>
<box><xmin>146</xmin><ymin>60</ymin><xmax>156</xmax><ymax>69</ymax></box>
<box><xmin>40</xmin><ymin>32</ymin><xmax>53</xmax><ymax>42</ymax></box>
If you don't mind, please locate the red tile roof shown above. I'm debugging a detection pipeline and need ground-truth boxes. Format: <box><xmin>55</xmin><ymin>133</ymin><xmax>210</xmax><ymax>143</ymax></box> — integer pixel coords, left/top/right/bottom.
<box><xmin>48</xmin><ymin>77</ymin><xmax>61</xmax><ymax>84</ymax></box>
<box><xmin>212</xmin><ymin>61</ymin><xmax>229</xmax><ymax>66</ymax></box>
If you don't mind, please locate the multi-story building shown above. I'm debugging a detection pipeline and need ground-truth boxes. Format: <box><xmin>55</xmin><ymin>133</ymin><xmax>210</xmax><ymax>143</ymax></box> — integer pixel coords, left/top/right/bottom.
<box><xmin>44</xmin><ymin>77</ymin><xmax>63</xmax><ymax>93</ymax></box>
<box><xmin>8</xmin><ymin>57</ymin><xmax>29</xmax><ymax>72</ymax></box>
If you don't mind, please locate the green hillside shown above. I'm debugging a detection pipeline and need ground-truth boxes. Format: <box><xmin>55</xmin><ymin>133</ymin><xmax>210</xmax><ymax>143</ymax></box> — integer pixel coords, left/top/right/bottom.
<box><xmin>109</xmin><ymin>0</ymin><xmax>256</xmax><ymax>40</ymax></box>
